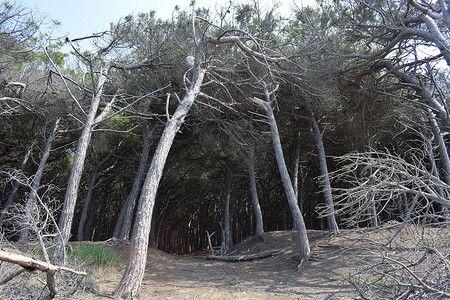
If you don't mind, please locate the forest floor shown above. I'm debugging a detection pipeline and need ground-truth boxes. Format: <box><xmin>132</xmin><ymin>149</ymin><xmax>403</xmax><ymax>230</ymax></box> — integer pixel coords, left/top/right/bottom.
<box><xmin>93</xmin><ymin>229</ymin><xmax>369</xmax><ymax>300</ymax></box>
<box><xmin>2</xmin><ymin>225</ymin><xmax>445</xmax><ymax>299</ymax></box>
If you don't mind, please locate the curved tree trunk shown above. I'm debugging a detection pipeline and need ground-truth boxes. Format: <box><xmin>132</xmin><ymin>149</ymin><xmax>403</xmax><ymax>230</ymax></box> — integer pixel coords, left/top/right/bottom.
<box><xmin>113</xmin><ymin>58</ymin><xmax>206</xmax><ymax>299</ymax></box>
<box><xmin>19</xmin><ymin>117</ymin><xmax>60</xmax><ymax>241</ymax></box>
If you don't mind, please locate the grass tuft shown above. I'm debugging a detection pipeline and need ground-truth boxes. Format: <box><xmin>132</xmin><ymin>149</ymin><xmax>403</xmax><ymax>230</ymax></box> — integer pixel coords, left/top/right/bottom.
<box><xmin>68</xmin><ymin>243</ymin><xmax>122</xmax><ymax>268</ymax></box>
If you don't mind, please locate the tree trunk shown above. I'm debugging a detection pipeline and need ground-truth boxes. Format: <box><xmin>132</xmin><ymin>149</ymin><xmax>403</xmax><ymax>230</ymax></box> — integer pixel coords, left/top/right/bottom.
<box><xmin>77</xmin><ymin>154</ymin><xmax>111</xmax><ymax>241</ymax></box>
<box><xmin>149</xmin><ymin>206</ymin><xmax>157</xmax><ymax>247</ymax></box>
<box><xmin>290</xmin><ymin>131</ymin><xmax>301</xmax><ymax>202</ymax></box>
<box><xmin>77</xmin><ymin>168</ymin><xmax>99</xmax><ymax>242</ymax></box>
<box><xmin>289</xmin><ymin>131</ymin><xmax>301</xmax><ymax>229</ymax></box>
<box><xmin>250</xmin><ymin>89</ymin><xmax>311</xmax><ymax>265</ymax></box>
<box><xmin>113</xmin><ymin>59</ymin><xmax>205</xmax><ymax>299</ymax></box>
<box><xmin>248</xmin><ymin>145</ymin><xmax>264</xmax><ymax>236</ymax></box>
<box><xmin>428</xmin><ymin>110</ymin><xmax>450</xmax><ymax>185</ymax></box>
<box><xmin>308</xmin><ymin>107</ymin><xmax>340</xmax><ymax>235</ymax></box>
<box><xmin>57</xmin><ymin>63</ymin><xmax>113</xmax><ymax>254</ymax></box>
<box><xmin>299</xmin><ymin>168</ymin><xmax>306</xmax><ymax>213</ymax></box>
<box><xmin>0</xmin><ymin>139</ymin><xmax>36</xmax><ymax>224</ymax></box>
<box><xmin>222</xmin><ymin>167</ymin><xmax>233</xmax><ymax>249</ymax></box>
<box><xmin>19</xmin><ymin>118</ymin><xmax>60</xmax><ymax>241</ymax></box>
<box><xmin>114</xmin><ymin>123</ymin><xmax>155</xmax><ymax>240</ymax></box>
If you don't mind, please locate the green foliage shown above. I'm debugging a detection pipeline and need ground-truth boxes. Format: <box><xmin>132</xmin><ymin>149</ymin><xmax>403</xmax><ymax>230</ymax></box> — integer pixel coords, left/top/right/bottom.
<box><xmin>68</xmin><ymin>244</ymin><xmax>122</xmax><ymax>268</ymax></box>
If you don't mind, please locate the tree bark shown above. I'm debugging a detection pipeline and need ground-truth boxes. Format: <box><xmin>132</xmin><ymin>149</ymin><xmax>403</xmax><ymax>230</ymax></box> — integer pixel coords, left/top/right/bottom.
<box><xmin>250</xmin><ymin>86</ymin><xmax>310</xmax><ymax>265</ymax></box>
<box><xmin>222</xmin><ymin>167</ymin><xmax>233</xmax><ymax>249</ymax></box>
<box><xmin>19</xmin><ymin>118</ymin><xmax>60</xmax><ymax>241</ymax></box>
<box><xmin>290</xmin><ymin>131</ymin><xmax>301</xmax><ymax>202</ymax></box>
<box><xmin>248</xmin><ymin>145</ymin><xmax>264</xmax><ymax>236</ymax></box>
<box><xmin>289</xmin><ymin>131</ymin><xmax>301</xmax><ymax>229</ymax></box>
<box><xmin>428</xmin><ymin>110</ymin><xmax>450</xmax><ymax>185</ymax></box>
<box><xmin>113</xmin><ymin>57</ymin><xmax>206</xmax><ymax>299</ymax></box>
<box><xmin>57</xmin><ymin>63</ymin><xmax>113</xmax><ymax>254</ymax></box>
<box><xmin>299</xmin><ymin>168</ymin><xmax>306</xmax><ymax>213</ymax></box>
<box><xmin>308</xmin><ymin>106</ymin><xmax>340</xmax><ymax>235</ymax></box>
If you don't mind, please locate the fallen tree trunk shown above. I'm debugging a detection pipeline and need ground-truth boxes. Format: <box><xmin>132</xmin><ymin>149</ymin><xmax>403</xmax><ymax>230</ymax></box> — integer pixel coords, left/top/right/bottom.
<box><xmin>0</xmin><ymin>249</ymin><xmax>87</xmax><ymax>298</ymax></box>
<box><xmin>207</xmin><ymin>249</ymin><xmax>284</xmax><ymax>262</ymax></box>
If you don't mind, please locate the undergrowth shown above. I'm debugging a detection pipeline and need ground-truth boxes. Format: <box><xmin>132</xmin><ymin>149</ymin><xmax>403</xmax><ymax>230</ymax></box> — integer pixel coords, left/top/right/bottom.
<box><xmin>0</xmin><ymin>242</ymin><xmax>123</xmax><ymax>299</ymax></box>
<box><xmin>68</xmin><ymin>243</ymin><xmax>122</xmax><ymax>269</ymax></box>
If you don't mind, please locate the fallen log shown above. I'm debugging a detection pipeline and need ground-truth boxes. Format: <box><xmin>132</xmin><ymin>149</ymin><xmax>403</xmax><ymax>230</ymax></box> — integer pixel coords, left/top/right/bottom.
<box><xmin>0</xmin><ymin>249</ymin><xmax>87</xmax><ymax>298</ymax></box>
<box><xmin>207</xmin><ymin>249</ymin><xmax>284</xmax><ymax>261</ymax></box>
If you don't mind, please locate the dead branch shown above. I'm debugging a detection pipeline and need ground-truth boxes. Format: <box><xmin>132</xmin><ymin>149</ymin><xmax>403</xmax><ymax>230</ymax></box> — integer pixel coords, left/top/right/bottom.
<box><xmin>205</xmin><ymin>231</ymin><xmax>215</xmax><ymax>255</ymax></box>
<box><xmin>0</xmin><ymin>267</ymin><xmax>26</xmax><ymax>285</ymax></box>
<box><xmin>5</xmin><ymin>81</ymin><xmax>26</xmax><ymax>98</ymax></box>
<box><xmin>0</xmin><ymin>249</ymin><xmax>87</xmax><ymax>298</ymax></box>
<box><xmin>207</xmin><ymin>249</ymin><xmax>284</xmax><ymax>261</ymax></box>
<box><xmin>322</xmin><ymin>149</ymin><xmax>450</xmax><ymax>227</ymax></box>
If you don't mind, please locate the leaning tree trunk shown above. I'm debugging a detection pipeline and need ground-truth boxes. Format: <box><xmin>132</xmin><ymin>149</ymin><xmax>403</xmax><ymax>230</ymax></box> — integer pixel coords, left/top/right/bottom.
<box><xmin>20</xmin><ymin>118</ymin><xmax>61</xmax><ymax>241</ymax></box>
<box><xmin>222</xmin><ymin>167</ymin><xmax>233</xmax><ymax>249</ymax></box>
<box><xmin>113</xmin><ymin>58</ymin><xmax>206</xmax><ymax>299</ymax></box>
<box><xmin>428</xmin><ymin>109</ymin><xmax>450</xmax><ymax>185</ymax></box>
<box><xmin>77</xmin><ymin>154</ymin><xmax>112</xmax><ymax>241</ymax></box>
<box><xmin>308</xmin><ymin>106</ymin><xmax>340</xmax><ymax>235</ymax></box>
<box><xmin>57</xmin><ymin>63</ymin><xmax>113</xmax><ymax>255</ymax></box>
<box><xmin>0</xmin><ymin>139</ymin><xmax>36</xmax><ymax>224</ymax></box>
<box><xmin>114</xmin><ymin>123</ymin><xmax>155</xmax><ymax>240</ymax></box>
<box><xmin>250</xmin><ymin>87</ymin><xmax>310</xmax><ymax>266</ymax></box>
<box><xmin>248</xmin><ymin>145</ymin><xmax>264</xmax><ymax>236</ymax></box>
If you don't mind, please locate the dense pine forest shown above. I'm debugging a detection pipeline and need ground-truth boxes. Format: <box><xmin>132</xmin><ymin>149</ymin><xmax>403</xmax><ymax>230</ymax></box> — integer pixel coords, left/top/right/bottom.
<box><xmin>1</xmin><ymin>0</ymin><xmax>450</xmax><ymax>298</ymax></box>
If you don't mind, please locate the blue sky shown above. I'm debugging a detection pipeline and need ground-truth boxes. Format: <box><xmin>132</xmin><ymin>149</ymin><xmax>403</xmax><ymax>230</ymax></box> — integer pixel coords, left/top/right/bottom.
<box><xmin>18</xmin><ymin>0</ymin><xmax>309</xmax><ymax>39</ymax></box>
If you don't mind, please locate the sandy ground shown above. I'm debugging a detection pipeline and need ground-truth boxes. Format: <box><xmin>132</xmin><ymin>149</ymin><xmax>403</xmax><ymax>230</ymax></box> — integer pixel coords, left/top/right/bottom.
<box><xmin>97</xmin><ymin>230</ymin><xmax>361</xmax><ymax>299</ymax></box>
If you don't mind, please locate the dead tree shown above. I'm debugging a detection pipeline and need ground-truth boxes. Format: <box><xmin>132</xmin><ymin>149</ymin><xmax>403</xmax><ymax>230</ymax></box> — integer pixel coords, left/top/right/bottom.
<box><xmin>327</xmin><ymin>149</ymin><xmax>450</xmax><ymax>227</ymax></box>
<box><xmin>207</xmin><ymin>249</ymin><xmax>284</xmax><ymax>261</ymax></box>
